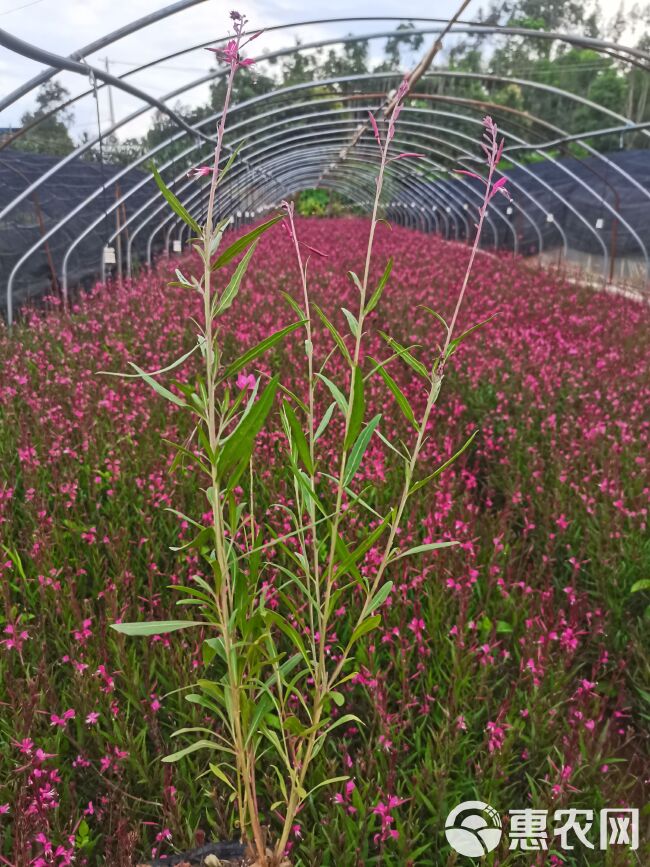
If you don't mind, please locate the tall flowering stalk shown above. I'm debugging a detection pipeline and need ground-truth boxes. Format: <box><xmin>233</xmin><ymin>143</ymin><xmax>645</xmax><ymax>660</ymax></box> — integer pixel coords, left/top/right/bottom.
<box><xmin>109</xmin><ymin>9</ymin><xmax>510</xmax><ymax>859</ymax></box>
<box><xmin>272</xmin><ymin>108</ymin><xmax>510</xmax><ymax>858</ymax></box>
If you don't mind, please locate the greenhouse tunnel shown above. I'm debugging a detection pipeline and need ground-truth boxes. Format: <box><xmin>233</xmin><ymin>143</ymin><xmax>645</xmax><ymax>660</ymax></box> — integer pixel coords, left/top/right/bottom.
<box><xmin>1</xmin><ymin>6</ymin><xmax>649</xmax><ymax>325</ymax></box>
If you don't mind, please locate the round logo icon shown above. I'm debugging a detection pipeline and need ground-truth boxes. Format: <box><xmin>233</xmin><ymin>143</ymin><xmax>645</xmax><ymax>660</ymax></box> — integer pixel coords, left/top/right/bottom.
<box><xmin>445</xmin><ymin>800</ymin><xmax>503</xmax><ymax>857</ymax></box>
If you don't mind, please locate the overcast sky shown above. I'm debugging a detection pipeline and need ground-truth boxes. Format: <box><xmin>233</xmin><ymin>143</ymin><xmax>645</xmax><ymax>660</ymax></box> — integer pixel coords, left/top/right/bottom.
<box><xmin>0</xmin><ymin>0</ymin><xmax>635</xmax><ymax>141</ymax></box>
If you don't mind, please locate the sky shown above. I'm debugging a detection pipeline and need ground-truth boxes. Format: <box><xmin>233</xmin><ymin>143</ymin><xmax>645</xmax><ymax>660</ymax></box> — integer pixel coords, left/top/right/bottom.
<box><xmin>0</xmin><ymin>0</ymin><xmax>637</xmax><ymax>142</ymax></box>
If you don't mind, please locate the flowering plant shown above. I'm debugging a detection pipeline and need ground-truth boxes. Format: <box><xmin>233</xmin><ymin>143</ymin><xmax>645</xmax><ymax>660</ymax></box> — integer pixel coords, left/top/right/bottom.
<box><xmin>111</xmin><ymin>12</ymin><xmax>509</xmax><ymax>865</ymax></box>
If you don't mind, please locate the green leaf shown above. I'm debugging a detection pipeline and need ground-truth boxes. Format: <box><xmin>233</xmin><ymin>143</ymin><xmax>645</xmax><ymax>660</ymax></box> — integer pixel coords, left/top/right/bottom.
<box><xmin>390</xmin><ymin>541</ymin><xmax>457</xmax><ymax>562</ymax></box>
<box><xmin>347</xmin><ymin>270</ymin><xmax>363</xmax><ymax>293</ymax></box>
<box><xmin>344</xmin><ymin>365</ymin><xmax>365</xmax><ymax>451</ymax></box>
<box><xmin>98</xmin><ymin>342</ymin><xmax>200</xmax><ymax>379</ymax></box>
<box><xmin>151</xmin><ymin>164</ymin><xmax>201</xmax><ymax>235</ymax></box>
<box><xmin>341</xmin><ymin>307</ymin><xmax>360</xmax><ymax>338</ymax></box>
<box><xmin>314</xmin><ymin>304</ymin><xmax>352</xmax><ymax>366</ymax></box>
<box><xmin>162</xmin><ymin>739</ymin><xmax>222</xmax><ymax>763</ymax></box>
<box><xmin>371</xmin><ymin>358</ymin><xmax>417</xmax><ymax>429</ymax></box>
<box><xmin>282</xmin><ymin>400</ymin><xmax>314</xmax><ymax>474</ymax></box>
<box><xmin>321</xmin><ymin>713</ymin><xmax>364</xmax><ymax>737</ymax></box>
<box><xmin>218</xmin><ymin>139</ymin><xmax>246</xmax><ymax>187</ymax></box>
<box><xmin>212</xmin><ymin>215</ymin><xmax>282</xmax><ymax>269</ymax></box>
<box><xmin>365</xmin><ymin>257</ymin><xmax>393</xmax><ymax>315</ymax></box>
<box><xmin>111</xmin><ymin>620</ymin><xmax>203</xmax><ymax>636</ymax></box>
<box><xmin>379</xmin><ymin>331</ymin><xmax>429</xmax><ymax>381</ymax></box>
<box><xmin>279</xmin><ymin>290</ymin><xmax>305</xmax><ymax>319</ymax></box>
<box><xmin>314</xmin><ymin>401</ymin><xmax>336</xmax><ymax>442</ymax></box>
<box><xmin>409</xmin><ymin>430</ymin><xmax>479</xmax><ymax>495</ymax></box>
<box><xmin>214</xmin><ymin>239</ymin><xmax>259</xmax><ymax>315</ymax></box>
<box><xmin>445</xmin><ymin>313</ymin><xmax>498</xmax><ymax>359</ymax></box>
<box><xmin>348</xmin><ymin>614</ymin><xmax>381</xmax><ymax>646</ymax></box>
<box><xmin>210</xmin><ymin>763</ymin><xmax>236</xmax><ymax>790</ymax></box>
<box><xmin>496</xmin><ymin>621</ymin><xmax>513</xmax><ymax>634</ymax></box>
<box><xmin>332</xmin><ymin>513</ymin><xmax>392</xmax><ymax>583</ymax></box>
<box><xmin>315</xmin><ymin>373</ymin><xmax>348</xmax><ymax>416</ymax></box>
<box><xmin>419</xmin><ymin>305</ymin><xmax>448</xmax><ymax>335</ymax></box>
<box><xmin>220</xmin><ymin>322</ymin><xmax>304</xmax><ymax>382</ymax></box>
<box><xmin>305</xmin><ymin>775</ymin><xmax>350</xmax><ymax>800</ymax></box>
<box><xmin>217</xmin><ymin>378</ymin><xmax>278</xmax><ymax>482</ymax></box>
<box><xmin>127</xmin><ymin>362</ymin><xmax>187</xmax><ymax>408</ymax></box>
<box><xmin>344</xmin><ymin>414</ymin><xmax>381</xmax><ymax>486</ymax></box>
<box><xmin>630</xmin><ymin>579</ymin><xmax>650</xmax><ymax>594</ymax></box>
<box><xmin>263</xmin><ymin>610</ymin><xmax>311</xmax><ymax>670</ymax></box>
<box><xmin>368</xmin><ymin>581</ymin><xmax>393</xmax><ymax>613</ymax></box>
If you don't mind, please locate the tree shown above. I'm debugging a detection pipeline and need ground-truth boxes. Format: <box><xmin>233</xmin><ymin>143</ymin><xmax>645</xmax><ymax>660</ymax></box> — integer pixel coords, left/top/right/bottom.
<box><xmin>15</xmin><ymin>81</ymin><xmax>76</xmax><ymax>156</ymax></box>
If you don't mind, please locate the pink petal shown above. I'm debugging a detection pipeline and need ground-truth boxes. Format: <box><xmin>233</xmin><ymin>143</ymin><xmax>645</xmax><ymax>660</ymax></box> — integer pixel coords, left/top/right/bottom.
<box><xmin>368</xmin><ymin>112</ymin><xmax>381</xmax><ymax>146</ymax></box>
<box><xmin>455</xmin><ymin>169</ymin><xmax>487</xmax><ymax>184</ymax></box>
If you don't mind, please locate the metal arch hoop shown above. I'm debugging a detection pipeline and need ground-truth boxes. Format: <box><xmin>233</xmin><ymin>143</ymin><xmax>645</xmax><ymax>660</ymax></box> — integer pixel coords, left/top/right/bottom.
<box><xmin>2</xmin><ymin>32</ymin><xmax>648</xmax><ymax>224</ymax></box>
<box><xmin>2</xmin><ymin>23</ymin><xmax>649</xmax><ymax>320</ymax></box>
<box><xmin>6</xmin><ymin>68</ymin><xmax>634</xmax><ymax>319</ymax></box>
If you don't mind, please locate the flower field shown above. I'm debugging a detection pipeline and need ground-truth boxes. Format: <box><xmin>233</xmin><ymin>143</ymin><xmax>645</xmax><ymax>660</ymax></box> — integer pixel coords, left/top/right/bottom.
<box><xmin>1</xmin><ymin>218</ymin><xmax>649</xmax><ymax>865</ymax></box>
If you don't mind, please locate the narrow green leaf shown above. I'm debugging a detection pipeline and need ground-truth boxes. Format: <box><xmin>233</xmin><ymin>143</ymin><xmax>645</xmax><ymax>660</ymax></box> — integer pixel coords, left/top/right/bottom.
<box><xmin>409</xmin><ymin>430</ymin><xmax>479</xmax><ymax>495</ymax></box>
<box><xmin>127</xmin><ymin>362</ymin><xmax>186</xmax><ymax>407</ymax></box>
<box><xmin>282</xmin><ymin>400</ymin><xmax>314</xmax><ymax>474</ymax></box>
<box><xmin>151</xmin><ymin>164</ymin><xmax>201</xmax><ymax>235</ymax></box>
<box><xmin>314</xmin><ymin>401</ymin><xmax>336</xmax><ymax>442</ymax></box>
<box><xmin>279</xmin><ymin>290</ymin><xmax>305</xmax><ymax>319</ymax></box>
<box><xmin>347</xmin><ymin>270</ymin><xmax>363</xmax><ymax>293</ymax></box>
<box><xmin>419</xmin><ymin>304</ymin><xmax>449</xmax><ymax>335</ymax></box>
<box><xmin>371</xmin><ymin>357</ymin><xmax>417</xmax><ymax>429</ymax></box>
<box><xmin>344</xmin><ymin>414</ymin><xmax>381</xmax><ymax>486</ymax></box>
<box><xmin>162</xmin><ymin>739</ymin><xmax>221</xmax><ymax>763</ymax></box>
<box><xmin>263</xmin><ymin>610</ymin><xmax>311</xmax><ymax>670</ymax></box>
<box><xmin>220</xmin><ymin>322</ymin><xmax>304</xmax><ymax>382</ymax></box>
<box><xmin>367</xmin><ymin>580</ymin><xmax>393</xmax><ymax>612</ymax></box>
<box><xmin>365</xmin><ymin>256</ymin><xmax>393</xmax><ymax>315</ymax></box>
<box><xmin>218</xmin><ymin>377</ymin><xmax>278</xmax><ymax>478</ymax></box>
<box><xmin>215</xmin><ymin>239</ymin><xmax>258</xmax><ymax>315</ymax></box>
<box><xmin>348</xmin><ymin>615</ymin><xmax>381</xmax><ymax>646</ymax></box>
<box><xmin>212</xmin><ymin>215</ymin><xmax>282</xmax><ymax>269</ymax></box>
<box><xmin>379</xmin><ymin>331</ymin><xmax>429</xmax><ymax>381</ymax></box>
<box><xmin>315</xmin><ymin>373</ymin><xmax>348</xmax><ymax>416</ymax></box>
<box><xmin>210</xmin><ymin>763</ymin><xmax>236</xmax><ymax>790</ymax></box>
<box><xmin>333</xmin><ymin>513</ymin><xmax>392</xmax><ymax>583</ymax></box>
<box><xmin>341</xmin><ymin>307</ymin><xmax>360</xmax><ymax>338</ymax></box>
<box><xmin>218</xmin><ymin>139</ymin><xmax>246</xmax><ymax>187</ymax></box>
<box><xmin>98</xmin><ymin>342</ymin><xmax>200</xmax><ymax>379</ymax></box>
<box><xmin>344</xmin><ymin>365</ymin><xmax>365</xmax><ymax>451</ymax></box>
<box><xmin>314</xmin><ymin>304</ymin><xmax>352</xmax><ymax>366</ymax></box>
<box><xmin>305</xmin><ymin>775</ymin><xmax>350</xmax><ymax>800</ymax></box>
<box><xmin>111</xmin><ymin>620</ymin><xmax>203</xmax><ymax>636</ymax></box>
<box><xmin>631</xmin><ymin>579</ymin><xmax>650</xmax><ymax>594</ymax></box>
<box><xmin>446</xmin><ymin>313</ymin><xmax>498</xmax><ymax>359</ymax></box>
<box><xmin>390</xmin><ymin>541</ymin><xmax>457</xmax><ymax>562</ymax></box>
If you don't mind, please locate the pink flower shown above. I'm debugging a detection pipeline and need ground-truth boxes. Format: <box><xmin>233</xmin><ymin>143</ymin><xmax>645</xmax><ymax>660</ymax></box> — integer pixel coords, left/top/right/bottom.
<box><xmin>488</xmin><ymin>175</ymin><xmax>512</xmax><ymax>203</ymax></box>
<box><xmin>187</xmin><ymin>165</ymin><xmax>213</xmax><ymax>179</ymax></box>
<box><xmin>207</xmin><ymin>39</ymin><xmax>255</xmax><ymax>68</ymax></box>
<box><xmin>85</xmin><ymin>711</ymin><xmax>100</xmax><ymax>726</ymax></box>
<box><xmin>388</xmin><ymin>76</ymin><xmax>410</xmax><ymax>141</ymax></box>
<box><xmin>368</xmin><ymin>111</ymin><xmax>381</xmax><ymax>146</ymax></box>
<box><xmin>236</xmin><ymin>372</ymin><xmax>256</xmax><ymax>390</ymax></box>
<box><xmin>50</xmin><ymin>709</ymin><xmax>75</xmax><ymax>728</ymax></box>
